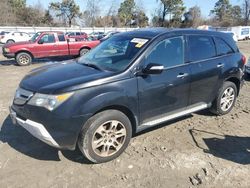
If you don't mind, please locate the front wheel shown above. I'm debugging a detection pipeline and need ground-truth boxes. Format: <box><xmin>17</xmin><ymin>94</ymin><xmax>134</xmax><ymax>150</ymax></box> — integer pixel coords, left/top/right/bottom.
<box><xmin>16</xmin><ymin>52</ymin><xmax>32</xmax><ymax>66</ymax></box>
<box><xmin>78</xmin><ymin>110</ymin><xmax>132</xmax><ymax>163</ymax></box>
<box><xmin>210</xmin><ymin>81</ymin><xmax>237</xmax><ymax>115</ymax></box>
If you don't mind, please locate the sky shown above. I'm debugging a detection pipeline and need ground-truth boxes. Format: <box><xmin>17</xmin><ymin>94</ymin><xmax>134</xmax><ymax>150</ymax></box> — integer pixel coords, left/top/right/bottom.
<box><xmin>27</xmin><ymin>0</ymin><xmax>242</xmax><ymax>19</ymax></box>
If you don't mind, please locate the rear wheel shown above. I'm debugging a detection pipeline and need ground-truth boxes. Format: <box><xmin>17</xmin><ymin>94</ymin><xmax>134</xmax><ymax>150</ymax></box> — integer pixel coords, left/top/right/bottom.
<box><xmin>78</xmin><ymin>110</ymin><xmax>132</xmax><ymax>163</ymax></box>
<box><xmin>16</xmin><ymin>52</ymin><xmax>32</xmax><ymax>66</ymax></box>
<box><xmin>210</xmin><ymin>81</ymin><xmax>237</xmax><ymax>115</ymax></box>
<box><xmin>80</xmin><ymin>48</ymin><xmax>90</xmax><ymax>56</ymax></box>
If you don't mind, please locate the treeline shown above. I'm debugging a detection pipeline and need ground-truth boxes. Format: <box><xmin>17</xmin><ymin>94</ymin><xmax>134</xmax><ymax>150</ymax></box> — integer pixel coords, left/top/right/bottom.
<box><xmin>0</xmin><ymin>0</ymin><xmax>250</xmax><ymax>28</ymax></box>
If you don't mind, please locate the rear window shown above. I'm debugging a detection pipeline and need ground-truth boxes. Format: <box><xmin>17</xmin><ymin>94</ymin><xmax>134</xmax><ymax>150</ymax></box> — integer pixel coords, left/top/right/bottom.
<box><xmin>58</xmin><ymin>34</ymin><xmax>66</xmax><ymax>42</ymax></box>
<box><xmin>214</xmin><ymin>37</ymin><xmax>234</xmax><ymax>56</ymax></box>
<box><xmin>0</xmin><ymin>31</ymin><xmax>9</xmax><ymax>35</ymax></box>
<box><xmin>188</xmin><ymin>35</ymin><xmax>216</xmax><ymax>62</ymax></box>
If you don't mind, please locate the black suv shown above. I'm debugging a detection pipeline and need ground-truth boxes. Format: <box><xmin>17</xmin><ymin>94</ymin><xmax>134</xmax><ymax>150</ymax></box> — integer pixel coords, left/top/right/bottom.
<box><xmin>10</xmin><ymin>29</ymin><xmax>246</xmax><ymax>163</ymax></box>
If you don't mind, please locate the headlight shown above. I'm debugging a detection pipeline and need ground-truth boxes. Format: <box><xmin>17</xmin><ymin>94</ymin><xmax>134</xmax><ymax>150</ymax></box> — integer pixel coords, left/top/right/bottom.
<box><xmin>28</xmin><ymin>92</ymin><xmax>74</xmax><ymax>111</ymax></box>
<box><xmin>4</xmin><ymin>48</ymin><xmax>10</xmax><ymax>53</ymax></box>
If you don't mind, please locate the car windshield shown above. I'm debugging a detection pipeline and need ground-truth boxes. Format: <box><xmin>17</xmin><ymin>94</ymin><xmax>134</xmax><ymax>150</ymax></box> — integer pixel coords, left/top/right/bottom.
<box><xmin>78</xmin><ymin>36</ymin><xmax>150</xmax><ymax>72</ymax></box>
<box><xmin>30</xmin><ymin>32</ymin><xmax>41</xmax><ymax>42</ymax></box>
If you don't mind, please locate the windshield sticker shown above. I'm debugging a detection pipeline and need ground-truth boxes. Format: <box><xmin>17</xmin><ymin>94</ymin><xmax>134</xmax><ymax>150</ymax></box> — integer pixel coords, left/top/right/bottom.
<box><xmin>131</xmin><ymin>38</ymin><xmax>148</xmax><ymax>48</ymax></box>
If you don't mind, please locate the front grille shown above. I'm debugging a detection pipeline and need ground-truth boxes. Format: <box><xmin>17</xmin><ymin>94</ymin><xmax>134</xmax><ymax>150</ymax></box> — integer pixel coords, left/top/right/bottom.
<box><xmin>13</xmin><ymin>88</ymin><xmax>34</xmax><ymax>105</ymax></box>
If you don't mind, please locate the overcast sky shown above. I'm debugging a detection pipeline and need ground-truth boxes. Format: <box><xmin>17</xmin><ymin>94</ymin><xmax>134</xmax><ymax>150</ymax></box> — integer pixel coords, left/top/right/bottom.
<box><xmin>27</xmin><ymin>0</ymin><xmax>241</xmax><ymax>19</ymax></box>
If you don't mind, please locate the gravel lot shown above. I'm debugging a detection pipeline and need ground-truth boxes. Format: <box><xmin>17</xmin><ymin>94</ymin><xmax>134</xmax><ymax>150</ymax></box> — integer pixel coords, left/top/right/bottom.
<box><xmin>0</xmin><ymin>42</ymin><xmax>250</xmax><ymax>188</ymax></box>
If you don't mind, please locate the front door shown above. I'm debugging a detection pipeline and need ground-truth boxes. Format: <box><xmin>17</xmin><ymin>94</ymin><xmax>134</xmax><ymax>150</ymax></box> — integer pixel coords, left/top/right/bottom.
<box><xmin>137</xmin><ymin>36</ymin><xmax>191</xmax><ymax>125</ymax></box>
<box><xmin>34</xmin><ymin>33</ymin><xmax>58</xmax><ymax>58</ymax></box>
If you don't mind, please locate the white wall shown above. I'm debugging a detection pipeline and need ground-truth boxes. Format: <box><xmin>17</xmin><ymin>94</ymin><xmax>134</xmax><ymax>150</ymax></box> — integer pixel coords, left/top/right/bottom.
<box><xmin>0</xmin><ymin>26</ymin><xmax>137</xmax><ymax>34</ymax></box>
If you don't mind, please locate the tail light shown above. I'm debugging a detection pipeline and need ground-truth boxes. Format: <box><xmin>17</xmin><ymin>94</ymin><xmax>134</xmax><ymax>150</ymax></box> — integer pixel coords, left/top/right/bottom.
<box><xmin>242</xmin><ymin>55</ymin><xmax>247</xmax><ymax>65</ymax></box>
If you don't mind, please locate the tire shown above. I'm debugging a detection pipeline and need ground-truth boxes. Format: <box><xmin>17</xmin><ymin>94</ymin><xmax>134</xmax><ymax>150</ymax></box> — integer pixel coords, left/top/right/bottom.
<box><xmin>78</xmin><ymin>110</ymin><xmax>132</xmax><ymax>163</ymax></box>
<box><xmin>16</xmin><ymin>52</ymin><xmax>32</xmax><ymax>66</ymax></box>
<box><xmin>79</xmin><ymin>48</ymin><xmax>90</xmax><ymax>56</ymax></box>
<box><xmin>245</xmin><ymin>72</ymin><xmax>250</xmax><ymax>79</ymax></box>
<box><xmin>210</xmin><ymin>81</ymin><xmax>237</xmax><ymax>115</ymax></box>
<box><xmin>6</xmin><ymin>39</ymin><xmax>15</xmax><ymax>44</ymax></box>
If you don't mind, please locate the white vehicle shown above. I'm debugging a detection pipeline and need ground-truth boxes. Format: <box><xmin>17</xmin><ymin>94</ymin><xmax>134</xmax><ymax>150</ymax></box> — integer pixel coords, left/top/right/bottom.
<box><xmin>231</xmin><ymin>26</ymin><xmax>250</xmax><ymax>41</ymax></box>
<box><xmin>0</xmin><ymin>31</ymin><xmax>32</xmax><ymax>44</ymax></box>
<box><xmin>221</xmin><ymin>31</ymin><xmax>238</xmax><ymax>42</ymax></box>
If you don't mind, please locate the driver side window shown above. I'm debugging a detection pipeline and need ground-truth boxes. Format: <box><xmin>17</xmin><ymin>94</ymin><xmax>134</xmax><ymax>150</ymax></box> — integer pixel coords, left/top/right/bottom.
<box><xmin>40</xmin><ymin>34</ymin><xmax>55</xmax><ymax>43</ymax></box>
<box><xmin>145</xmin><ymin>36</ymin><xmax>184</xmax><ymax>68</ymax></box>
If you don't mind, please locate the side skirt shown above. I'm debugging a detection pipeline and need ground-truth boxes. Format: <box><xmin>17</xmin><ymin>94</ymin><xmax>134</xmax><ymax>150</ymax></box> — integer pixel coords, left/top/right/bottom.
<box><xmin>137</xmin><ymin>103</ymin><xmax>211</xmax><ymax>132</ymax></box>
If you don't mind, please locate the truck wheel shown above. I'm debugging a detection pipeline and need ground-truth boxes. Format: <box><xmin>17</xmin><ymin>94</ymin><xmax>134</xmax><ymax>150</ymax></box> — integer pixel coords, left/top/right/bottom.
<box><xmin>78</xmin><ymin>110</ymin><xmax>132</xmax><ymax>163</ymax></box>
<box><xmin>80</xmin><ymin>48</ymin><xmax>90</xmax><ymax>56</ymax></box>
<box><xmin>16</xmin><ymin>52</ymin><xmax>32</xmax><ymax>66</ymax></box>
<box><xmin>6</xmin><ymin>39</ymin><xmax>15</xmax><ymax>44</ymax></box>
<box><xmin>210</xmin><ymin>81</ymin><xmax>237</xmax><ymax>115</ymax></box>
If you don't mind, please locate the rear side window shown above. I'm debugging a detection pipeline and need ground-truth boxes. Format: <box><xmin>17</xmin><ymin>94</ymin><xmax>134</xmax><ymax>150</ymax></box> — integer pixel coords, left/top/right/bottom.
<box><xmin>145</xmin><ymin>36</ymin><xmax>184</xmax><ymax>68</ymax></box>
<box><xmin>188</xmin><ymin>35</ymin><xmax>216</xmax><ymax>62</ymax></box>
<box><xmin>214</xmin><ymin>37</ymin><xmax>233</xmax><ymax>56</ymax></box>
<box><xmin>58</xmin><ymin>34</ymin><xmax>66</xmax><ymax>42</ymax></box>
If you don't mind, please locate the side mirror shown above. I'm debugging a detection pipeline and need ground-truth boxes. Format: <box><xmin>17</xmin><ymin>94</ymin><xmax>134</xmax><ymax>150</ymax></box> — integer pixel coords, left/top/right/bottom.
<box><xmin>38</xmin><ymin>39</ymin><xmax>44</xmax><ymax>44</ymax></box>
<box><xmin>142</xmin><ymin>63</ymin><xmax>164</xmax><ymax>75</ymax></box>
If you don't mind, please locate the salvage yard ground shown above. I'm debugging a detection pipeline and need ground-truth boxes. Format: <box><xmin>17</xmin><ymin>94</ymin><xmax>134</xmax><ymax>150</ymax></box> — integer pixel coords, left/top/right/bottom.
<box><xmin>0</xmin><ymin>42</ymin><xmax>250</xmax><ymax>187</ymax></box>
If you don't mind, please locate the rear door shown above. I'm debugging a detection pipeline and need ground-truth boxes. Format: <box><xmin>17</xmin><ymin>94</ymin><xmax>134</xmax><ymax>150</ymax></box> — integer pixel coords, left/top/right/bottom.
<box><xmin>187</xmin><ymin>35</ymin><xmax>222</xmax><ymax>105</ymax></box>
<box><xmin>137</xmin><ymin>36</ymin><xmax>191</xmax><ymax>125</ymax></box>
<box><xmin>56</xmin><ymin>34</ymin><xmax>70</xmax><ymax>56</ymax></box>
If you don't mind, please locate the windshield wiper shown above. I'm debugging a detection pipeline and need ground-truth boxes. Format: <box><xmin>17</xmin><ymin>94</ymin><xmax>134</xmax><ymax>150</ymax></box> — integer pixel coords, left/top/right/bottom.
<box><xmin>81</xmin><ymin>63</ymin><xmax>102</xmax><ymax>71</ymax></box>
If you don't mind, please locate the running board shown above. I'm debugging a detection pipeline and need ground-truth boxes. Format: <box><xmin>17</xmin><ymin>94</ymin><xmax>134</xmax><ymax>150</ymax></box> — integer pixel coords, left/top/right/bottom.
<box><xmin>141</xmin><ymin>103</ymin><xmax>210</xmax><ymax>128</ymax></box>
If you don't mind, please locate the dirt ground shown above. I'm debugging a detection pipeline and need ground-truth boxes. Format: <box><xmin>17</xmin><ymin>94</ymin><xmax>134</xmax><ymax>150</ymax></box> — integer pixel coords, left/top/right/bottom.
<box><xmin>0</xmin><ymin>42</ymin><xmax>250</xmax><ymax>188</ymax></box>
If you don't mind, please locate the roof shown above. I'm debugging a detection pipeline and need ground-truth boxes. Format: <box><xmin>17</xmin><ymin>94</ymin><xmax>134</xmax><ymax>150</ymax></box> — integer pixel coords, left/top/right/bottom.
<box><xmin>36</xmin><ymin>31</ymin><xmax>64</xmax><ymax>34</ymax></box>
<box><xmin>118</xmin><ymin>27</ymin><xmax>229</xmax><ymax>39</ymax></box>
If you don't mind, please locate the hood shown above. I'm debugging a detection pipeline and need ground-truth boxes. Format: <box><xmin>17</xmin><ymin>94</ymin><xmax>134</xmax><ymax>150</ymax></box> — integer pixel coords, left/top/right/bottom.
<box><xmin>20</xmin><ymin>61</ymin><xmax>114</xmax><ymax>94</ymax></box>
<box><xmin>4</xmin><ymin>41</ymin><xmax>33</xmax><ymax>48</ymax></box>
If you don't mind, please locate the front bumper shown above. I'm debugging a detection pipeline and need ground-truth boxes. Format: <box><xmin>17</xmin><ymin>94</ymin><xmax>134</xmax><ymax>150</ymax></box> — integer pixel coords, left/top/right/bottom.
<box><xmin>10</xmin><ymin>104</ymin><xmax>90</xmax><ymax>150</ymax></box>
<box><xmin>10</xmin><ymin>107</ymin><xmax>60</xmax><ymax>148</ymax></box>
<box><xmin>2</xmin><ymin>50</ymin><xmax>15</xmax><ymax>59</ymax></box>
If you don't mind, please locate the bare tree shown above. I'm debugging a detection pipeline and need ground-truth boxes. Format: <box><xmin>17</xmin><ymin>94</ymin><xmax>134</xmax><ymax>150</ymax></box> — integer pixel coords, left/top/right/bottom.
<box><xmin>82</xmin><ymin>0</ymin><xmax>100</xmax><ymax>27</ymax></box>
<box><xmin>243</xmin><ymin>0</ymin><xmax>250</xmax><ymax>25</ymax></box>
<box><xmin>0</xmin><ymin>1</ymin><xmax>16</xmax><ymax>25</ymax></box>
<box><xmin>183</xmin><ymin>6</ymin><xmax>202</xmax><ymax>28</ymax></box>
<box><xmin>104</xmin><ymin>0</ymin><xmax>118</xmax><ymax>27</ymax></box>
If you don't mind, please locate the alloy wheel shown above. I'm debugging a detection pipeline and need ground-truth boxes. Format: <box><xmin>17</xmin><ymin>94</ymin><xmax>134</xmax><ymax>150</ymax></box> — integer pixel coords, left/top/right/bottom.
<box><xmin>220</xmin><ymin>87</ymin><xmax>235</xmax><ymax>112</ymax></box>
<box><xmin>91</xmin><ymin>120</ymin><xmax>127</xmax><ymax>157</ymax></box>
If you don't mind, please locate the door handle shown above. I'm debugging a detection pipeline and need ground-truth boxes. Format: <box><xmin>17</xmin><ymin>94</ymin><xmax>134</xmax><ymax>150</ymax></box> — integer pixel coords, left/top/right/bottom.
<box><xmin>217</xmin><ymin>63</ymin><xmax>224</xmax><ymax>68</ymax></box>
<box><xmin>177</xmin><ymin>73</ymin><xmax>189</xmax><ymax>79</ymax></box>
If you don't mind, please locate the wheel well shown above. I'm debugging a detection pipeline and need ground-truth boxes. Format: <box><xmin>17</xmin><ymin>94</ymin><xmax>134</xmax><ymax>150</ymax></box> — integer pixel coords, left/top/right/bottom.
<box><xmin>226</xmin><ymin>77</ymin><xmax>240</xmax><ymax>95</ymax></box>
<box><xmin>7</xmin><ymin>39</ymin><xmax>15</xmax><ymax>42</ymax></box>
<box><xmin>95</xmin><ymin>105</ymin><xmax>137</xmax><ymax>136</ymax></box>
<box><xmin>15</xmin><ymin>51</ymin><xmax>34</xmax><ymax>59</ymax></box>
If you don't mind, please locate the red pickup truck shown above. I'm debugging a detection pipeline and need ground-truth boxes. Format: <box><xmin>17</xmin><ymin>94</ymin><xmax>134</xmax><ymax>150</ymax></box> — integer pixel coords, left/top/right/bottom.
<box><xmin>2</xmin><ymin>31</ymin><xmax>100</xmax><ymax>66</ymax></box>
